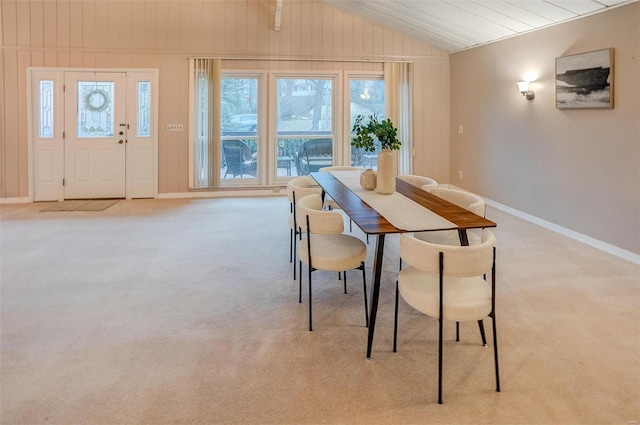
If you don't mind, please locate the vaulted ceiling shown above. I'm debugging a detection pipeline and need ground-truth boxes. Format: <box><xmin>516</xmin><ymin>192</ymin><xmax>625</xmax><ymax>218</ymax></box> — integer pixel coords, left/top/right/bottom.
<box><xmin>318</xmin><ymin>0</ymin><xmax>636</xmax><ymax>52</ymax></box>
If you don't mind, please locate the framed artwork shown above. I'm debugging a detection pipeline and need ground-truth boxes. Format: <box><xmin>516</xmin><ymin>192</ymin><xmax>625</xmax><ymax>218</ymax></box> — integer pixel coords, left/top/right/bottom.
<box><xmin>555</xmin><ymin>48</ymin><xmax>614</xmax><ymax>109</ymax></box>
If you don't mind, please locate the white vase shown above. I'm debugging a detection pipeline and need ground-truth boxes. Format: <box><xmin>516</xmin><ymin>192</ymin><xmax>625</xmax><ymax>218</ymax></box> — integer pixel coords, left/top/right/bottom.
<box><xmin>376</xmin><ymin>149</ymin><xmax>395</xmax><ymax>194</ymax></box>
<box><xmin>360</xmin><ymin>169</ymin><xmax>377</xmax><ymax>190</ymax></box>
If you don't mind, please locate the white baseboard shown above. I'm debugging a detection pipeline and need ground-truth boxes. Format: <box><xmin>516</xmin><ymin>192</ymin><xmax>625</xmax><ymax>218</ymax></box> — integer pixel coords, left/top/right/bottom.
<box><xmin>483</xmin><ymin>197</ymin><xmax>640</xmax><ymax>265</ymax></box>
<box><xmin>0</xmin><ymin>197</ymin><xmax>31</xmax><ymax>204</ymax></box>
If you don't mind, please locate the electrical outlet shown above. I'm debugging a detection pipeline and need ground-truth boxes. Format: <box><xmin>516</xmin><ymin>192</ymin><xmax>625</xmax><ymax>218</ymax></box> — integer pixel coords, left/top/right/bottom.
<box><xmin>167</xmin><ymin>124</ymin><xmax>183</xmax><ymax>131</ymax></box>
<box><xmin>458</xmin><ymin>170</ymin><xmax>464</xmax><ymax>180</ymax></box>
<box><xmin>458</xmin><ymin>125</ymin><xmax>464</xmax><ymax>134</ymax></box>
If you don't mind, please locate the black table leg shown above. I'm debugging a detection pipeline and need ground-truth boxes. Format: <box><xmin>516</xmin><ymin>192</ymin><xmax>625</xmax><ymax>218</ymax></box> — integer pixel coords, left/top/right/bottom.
<box><xmin>366</xmin><ymin>233</ymin><xmax>385</xmax><ymax>359</ymax></box>
<box><xmin>458</xmin><ymin>229</ymin><xmax>469</xmax><ymax>246</ymax></box>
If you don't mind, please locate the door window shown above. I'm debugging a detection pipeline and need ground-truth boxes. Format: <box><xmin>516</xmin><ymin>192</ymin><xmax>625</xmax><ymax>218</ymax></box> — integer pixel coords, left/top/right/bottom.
<box><xmin>39</xmin><ymin>80</ymin><xmax>54</xmax><ymax>138</ymax></box>
<box><xmin>137</xmin><ymin>82</ymin><xmax>151</xmax><ymax>137</ymax></box>
<box><xmin>77</xmin><ymin>81</ymin><xmax>115</xmax><ymax>138</ymax></box>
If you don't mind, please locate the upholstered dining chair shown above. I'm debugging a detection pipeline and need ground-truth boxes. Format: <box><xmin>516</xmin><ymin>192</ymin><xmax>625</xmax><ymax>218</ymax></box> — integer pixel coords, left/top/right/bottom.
<box><xmin>393</xmin><ymin>229</ymin><xmax>500</xmax><ymax>404</ymax></box>
<box><xmin>287</xmin><ymin>177</ymin><xmax>322</xmax><ymax>283</ymax></box>
<box><xmin>414</xmin><ymin>187</ymin><xmax>486</xmax><ymax>247</ymax></box>
<box><xmin>397</xmin><ymin>174</ymin><xmax>438</xmax><ymax>192</ymax></box>
<box><xmin>296</xmin><ymin>193</ymin><xmax>368</xmax><ymax>332</ymax></box>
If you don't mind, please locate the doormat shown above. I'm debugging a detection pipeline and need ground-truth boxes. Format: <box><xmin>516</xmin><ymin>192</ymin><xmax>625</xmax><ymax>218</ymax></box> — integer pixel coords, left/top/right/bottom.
<box><xmin>40</xmin><ymin>200</ymin><xmax>119</xmax><ymax>212</ymax></box>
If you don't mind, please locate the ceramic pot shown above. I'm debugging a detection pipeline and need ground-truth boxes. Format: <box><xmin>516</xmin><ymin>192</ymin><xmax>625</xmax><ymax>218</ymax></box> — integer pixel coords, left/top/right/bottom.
<box><xmin>376</xmin><ymin>148</ymin><xmax>395</xmax><ymax>194</ymax></box>
<box><xmin>360</xmin><ymin>169</ymin><xmax>377</xmax><ymax>190</ymax></box>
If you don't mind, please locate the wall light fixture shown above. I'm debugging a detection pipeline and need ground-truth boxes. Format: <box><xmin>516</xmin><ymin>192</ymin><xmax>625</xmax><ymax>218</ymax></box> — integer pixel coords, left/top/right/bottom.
<box><xmin>517</xmin><ymin>81</ymin><xmax>535</xmax><ymax>100</ymax></box>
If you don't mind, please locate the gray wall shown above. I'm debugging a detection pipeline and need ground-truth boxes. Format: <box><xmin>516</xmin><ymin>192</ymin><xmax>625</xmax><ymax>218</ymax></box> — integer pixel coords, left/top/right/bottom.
<box><xmin>450</xmin><ymin>2</ymin><xmax>640</xmax><ymax>255</ymax></box>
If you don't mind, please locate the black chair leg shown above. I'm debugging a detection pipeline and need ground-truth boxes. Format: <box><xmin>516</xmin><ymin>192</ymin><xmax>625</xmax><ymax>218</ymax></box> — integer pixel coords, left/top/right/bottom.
<box><xmin>293</xmin><ymin>232</ymin><xmax>297</xmax><ymax>280</ymax></box>
<box><xmin>361</xmin><ymin>263</ymin><xmax>368</xmax><ymax>328</ymax></box>
<box><xmin>438</xmin><ymin>252</ymin><xmax>444</xmax><ymax>404</ymax></box>
<box><xmin>393</xmin><ymin>281</ymin><xmax>399</xmax><ymax>352</ymax></box>
<box><xmin>478</xmin><ymin>319</ymin><xmax>488</xmax><ymax>346</ymax></box>
<box><xmin>298</xmin><ymin>259</ymin><xmax>303</xmax><ymax>303</ymax></box>
<box><xmin>308</xmin><ymin>265</ymin><xmax>313</xmax><ymax>332</ymax></box>
<box><xmin>438</xmin><ymin>317</ymin><xmax>444</xmax><ymax>404</ymax></box>
<box><xmin>290</xmin><ymin>229</ymin><xmax>293</xmax><ymax>263</ymax></box>
<box><xmin>343</xmin><ymin>271</ymin><xmax>348</xmax><ymax>294</ymax></box>
<box><xmin>492</xmin><ymin>312</ymin><xmax>501</xmax><ymax>392</ymax></box>
<box><xmin>456</xmin><ymin>322</ymin><xmax>460</xmax><ymax>342</ymax></box>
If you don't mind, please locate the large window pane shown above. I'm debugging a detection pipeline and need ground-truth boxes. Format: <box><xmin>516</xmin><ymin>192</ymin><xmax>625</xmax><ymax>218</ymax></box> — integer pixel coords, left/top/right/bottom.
<box><xmin>349</xmin><ymin>79</ymin><xmax>385</xmax><ymax>168</ymax></box>
<box><xmin>277</xmin><ymin>79</ymin><xmax>332</xmax><ymax>132</ymax></box>
<box><xmin>277</xmin><ymin>78</ymin><xmax>333</xmax><ymax>176</ymax></box>
<box><xmin>221</xmin><ymin>77</ymin><xmax>258</xmax><ymax>179</ymax></box>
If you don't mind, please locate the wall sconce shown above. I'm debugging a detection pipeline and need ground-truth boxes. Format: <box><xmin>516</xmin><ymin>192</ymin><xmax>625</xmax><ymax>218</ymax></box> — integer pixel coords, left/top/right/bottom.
<box><xmin>517</xmin><ymin>81</ymin><xmax>535</xmax><ymax>100</ymax></box>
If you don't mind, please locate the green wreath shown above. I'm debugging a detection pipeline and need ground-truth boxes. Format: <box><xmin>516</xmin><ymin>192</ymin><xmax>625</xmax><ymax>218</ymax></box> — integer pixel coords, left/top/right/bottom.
<box><xmin>83</xmin><ymin>88</ymin><xmax>110</xmax><ymax>113</ymax></box>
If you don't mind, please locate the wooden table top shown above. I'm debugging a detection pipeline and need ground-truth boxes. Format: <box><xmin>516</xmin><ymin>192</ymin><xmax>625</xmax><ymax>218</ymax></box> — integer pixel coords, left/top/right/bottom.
<box><xmin>310</xmin><ymin>172</ymin><xmax>496</xmax><ymax>235</ymax></box>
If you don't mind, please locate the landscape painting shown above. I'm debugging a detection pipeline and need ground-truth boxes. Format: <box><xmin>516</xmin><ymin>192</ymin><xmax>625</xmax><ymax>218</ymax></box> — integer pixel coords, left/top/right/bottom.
<box><xmin>556</xmin><ymin>48</ymin><xmax>614</xmax><ymax>109</ymax></box>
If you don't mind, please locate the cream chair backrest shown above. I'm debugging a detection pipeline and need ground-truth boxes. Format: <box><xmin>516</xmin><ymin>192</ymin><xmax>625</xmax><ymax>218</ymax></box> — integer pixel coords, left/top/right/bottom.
<box><xmin>400</xmin><ymin>229</ymin><xmax>495</xmax><ymax>277</ymax></box>
<box><xmin>287</xmin><ymin>176</ymin><xmax>321</xmax><ymax>204</ymax></box>
<box><xmin>398</xmin><ymin>174</ymin><xmax>438</xmax><ymax>192</ymax></box>
<box><xmin>430</xmin><ymin>187</ymin><xmax>485</xmax><ymax>217</ymax></box>
<box><xmin>296</xmin><ymin>194</ymin><xmax>344</xmax><ymax>235</ymax></box>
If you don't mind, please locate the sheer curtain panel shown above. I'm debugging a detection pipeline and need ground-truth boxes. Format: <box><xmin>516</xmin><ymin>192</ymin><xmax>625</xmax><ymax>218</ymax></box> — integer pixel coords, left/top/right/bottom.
<box><xmin>189</xmin><ymin>58</ymin><xmax>221</xmax><ymax>188</ymax></box>
<box><xmin>384</xmin><ymin>62</ymin><xmax>412</xmax><ymax>175</ymax></box>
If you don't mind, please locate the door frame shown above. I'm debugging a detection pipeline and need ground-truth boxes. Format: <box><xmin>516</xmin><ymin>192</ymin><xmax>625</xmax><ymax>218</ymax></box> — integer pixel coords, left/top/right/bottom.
<box><xmin>27</xmin><ymin>67</ymin><xmax>159</xmax><ymax>201</ymax></box>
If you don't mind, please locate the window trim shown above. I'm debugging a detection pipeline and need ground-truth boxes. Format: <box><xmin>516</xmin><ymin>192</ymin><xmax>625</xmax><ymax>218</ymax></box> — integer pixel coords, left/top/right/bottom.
<box><xmin>190</xmin><ymin>66</ymin><xmax>394</xmax><ymax>188</ymax></box>
<box><xmin>219</xmin><ymin>72</ymin><xmax>267</xmax><ymax>188</ymax></box>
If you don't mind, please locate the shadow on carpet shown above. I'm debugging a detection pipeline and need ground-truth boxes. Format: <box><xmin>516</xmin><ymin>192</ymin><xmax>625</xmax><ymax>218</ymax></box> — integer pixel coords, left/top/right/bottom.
<box><xmin>40</xmin><ymin>200</ymin><xmax>119</xmax><ymax>212</ymax></box>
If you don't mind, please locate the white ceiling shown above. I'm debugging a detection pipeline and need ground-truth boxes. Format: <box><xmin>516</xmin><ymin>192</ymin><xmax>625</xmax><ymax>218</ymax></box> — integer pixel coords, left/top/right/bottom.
<box><xmin>318</xmin><ymin>0</ymin><xmax>636</xmax><ymax>52</ymax></box>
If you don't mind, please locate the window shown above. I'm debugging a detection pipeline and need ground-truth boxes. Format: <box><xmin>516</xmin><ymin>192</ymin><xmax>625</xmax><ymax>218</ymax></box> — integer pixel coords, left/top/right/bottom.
<box><xmin>349</xmin><ymin>78</ymin><xmax>385</xmax><ymax>169</ymax></box>
<box><xmin>189</xmin><ymin>61</ymin><xmax>396</xmax><ymax>188</ymax></box>
<box><xmin>276</xmin><ymin>77</ymin><xmax>334</xmax><ymax>177</ymax></box>
<box><xmin>220</xmin><ymin>77</ymin><xmax>259</xmax><ymax>181</ymax></box>
<box><xmin>39</xmin><ymin>80</ymin><xmax>54</xmax><ymax>138</ymax></box>
<box><xmin>137</xmin><ymin>82</ymin><xmax>151</xmax><ymax>137</ymax></box>
<box><xmin>77</xmin><ymin>81</ymin><xmax>115</xmax><ymax>138</ymax></box>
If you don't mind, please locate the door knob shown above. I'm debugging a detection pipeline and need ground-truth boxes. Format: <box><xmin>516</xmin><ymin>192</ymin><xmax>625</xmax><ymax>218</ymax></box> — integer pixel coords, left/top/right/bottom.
<box><xmin>119</xmin><ymin>140</ymin><xmax>124</xmax><ymax>144</ymax></box>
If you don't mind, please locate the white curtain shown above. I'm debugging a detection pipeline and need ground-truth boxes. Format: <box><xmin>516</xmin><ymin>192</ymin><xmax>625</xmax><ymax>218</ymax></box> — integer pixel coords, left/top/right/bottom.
<box><xmin>384</xmin><ymin>62</ymin><xmax>412</xmax><ymax>175</ymax></box>
<box><xmin>189</xmin><ymin>58</ymin><xmax>221</xmax><ymax>188</ymax></box>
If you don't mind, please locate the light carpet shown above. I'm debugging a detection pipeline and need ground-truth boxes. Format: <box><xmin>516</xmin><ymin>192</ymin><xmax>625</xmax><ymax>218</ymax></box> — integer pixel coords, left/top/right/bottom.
<box><xmin>1</xmin><ymin>197</ymin><xmax>638</xmax><ymax>424</ymax></box>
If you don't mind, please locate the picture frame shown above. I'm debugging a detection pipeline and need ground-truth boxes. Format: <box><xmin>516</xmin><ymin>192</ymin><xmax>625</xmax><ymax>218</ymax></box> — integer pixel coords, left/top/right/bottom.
<box><xmin>555</xmin><ymin>48</ymin><xmax>614</xmax><ymax>109</ymax></box>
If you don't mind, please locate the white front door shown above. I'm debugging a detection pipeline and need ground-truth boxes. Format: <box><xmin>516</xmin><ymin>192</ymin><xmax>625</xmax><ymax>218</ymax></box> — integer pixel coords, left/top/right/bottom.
<box><xmin>64</xmin><ymin>72</ymin><xmax>127</xmax><ymax>199</ymax></box>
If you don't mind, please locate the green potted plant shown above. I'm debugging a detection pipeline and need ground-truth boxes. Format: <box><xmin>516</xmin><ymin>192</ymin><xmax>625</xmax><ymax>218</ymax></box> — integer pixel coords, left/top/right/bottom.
<box><xmin>351</xmin><ymin>114</ymin><xmax>401</xmax><ymax>194</ymax></box>
<box><xmin>351</xmin><ymin>114</ymin><xmax>401</xmax><ymax>152</ymax></box>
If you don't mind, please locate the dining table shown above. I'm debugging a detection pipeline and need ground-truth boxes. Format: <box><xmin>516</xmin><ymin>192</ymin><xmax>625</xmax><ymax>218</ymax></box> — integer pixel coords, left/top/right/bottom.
<box><xmin>310</xmin><ymin>171</ymin><xmax>497</xmax><ymax>359</ymax></box>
